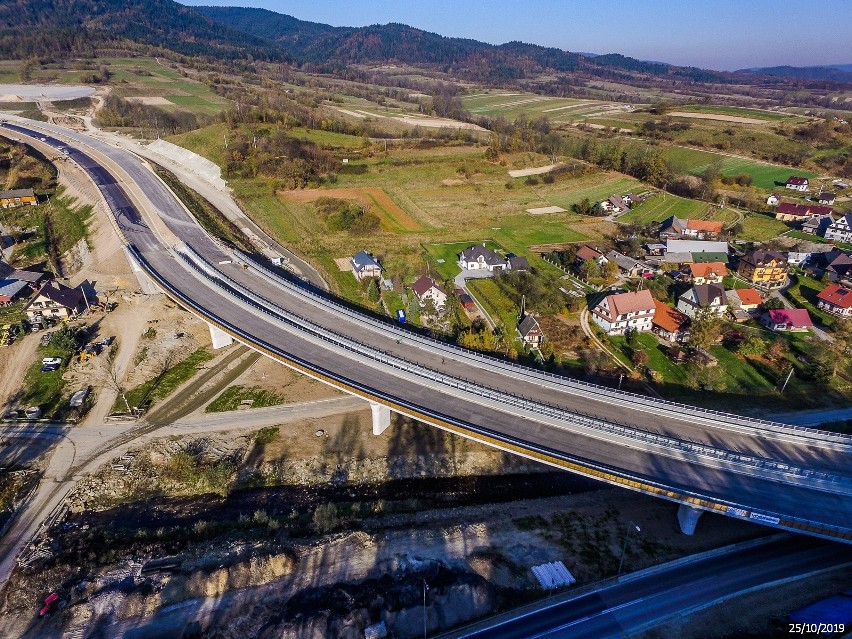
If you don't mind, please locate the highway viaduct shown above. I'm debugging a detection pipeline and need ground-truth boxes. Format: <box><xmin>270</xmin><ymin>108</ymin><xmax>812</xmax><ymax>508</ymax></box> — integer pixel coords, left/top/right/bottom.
<box><xmin>2</xmin><ymin>116</ymin><xmax>851</xmax><ymax>544</ymax></box>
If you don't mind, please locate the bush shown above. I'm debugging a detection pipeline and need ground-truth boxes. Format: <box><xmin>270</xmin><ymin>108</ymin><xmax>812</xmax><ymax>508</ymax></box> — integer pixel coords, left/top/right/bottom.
<box><xmin>254</xmin><ymin>426</ymin><xmax>279</xmax><ymax>445</ymax></box>
<box><xmin>312</xmin><ymin>502</ymin><xmax>340</xmax><ymax>533</ymax></box>
<box><xmin>314</xmin><ymin>197</ymin><xmax>380</xmax><ymax>233</ymax></box>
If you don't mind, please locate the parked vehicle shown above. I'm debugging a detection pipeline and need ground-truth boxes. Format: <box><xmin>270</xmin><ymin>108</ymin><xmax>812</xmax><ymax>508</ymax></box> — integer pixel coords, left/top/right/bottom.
<box><xmin>39</xmin><ymin>593</ymin><xmax>59</xmax><ymax>617</ymax></box>
<box><xmin>40</xmin><ymin>364</ymin><xmax>59</xmax><ymax>373</ymax></box>
<box><xmin>39</xmin><ymin>332</ymin><xmax>54</xmax><ymax>346</ymax></box>
<box><xmin>41</xmin><ymin>357</ymin><xmax>62</xmax><ymax>366</ymax></box>
<box><xmin>24</xmin><ymin>406</ymin><xmax>42</xmax><ymax>419</ymax></box>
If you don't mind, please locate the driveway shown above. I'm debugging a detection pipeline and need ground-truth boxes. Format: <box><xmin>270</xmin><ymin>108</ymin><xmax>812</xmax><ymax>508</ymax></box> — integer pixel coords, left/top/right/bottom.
<box><xmin>454</xmin><ymin>269</ymin><xmax>498</xmax><ymax>329</ymax></box>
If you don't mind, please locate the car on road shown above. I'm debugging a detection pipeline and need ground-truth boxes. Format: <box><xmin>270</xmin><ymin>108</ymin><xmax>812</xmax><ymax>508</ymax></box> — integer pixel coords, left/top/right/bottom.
<box><xmin>39</xmin><ymin>332</ymin><xmax>53</xmax><ymax>346</ymax></box>
<box><xmin>98</xmin><ymin>336</ymin><xmax>115</xmax><ymax>347</ymax></box>
<box><xmin>40</xmin><ymin>363</ymin><xmax>59</xmax><ymax>373</ymax></box>
<box><xmin>69</xmin><ymin>386</ymin><xmax>91</xmax><ymax>408</ymax></box>
<box><xmin>41</xmin><ymin>357</ymin><xmax>62</xmax><ymax>366</ymax></box>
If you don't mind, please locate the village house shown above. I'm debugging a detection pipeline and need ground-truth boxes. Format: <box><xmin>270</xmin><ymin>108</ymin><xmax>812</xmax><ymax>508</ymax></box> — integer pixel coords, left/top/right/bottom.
<box><xmin>0</xmin><ymin>279</ymin><xmax>29</xmax><ymax>305</ymax></box>
<box><xmin>590</xmin><ymin>289</ymin><xmax>656</xmax><ymax>336</ymax></box>
<box><xmin>457</xmin><ymin>244</ymin><xmax>507</xmax><ymax>272</ymax></box>
<box><xmin>808</xmin><ymin>248</ymin><xmax>852</xmax><ymax>284</ymax></box>
<box><xmin>574</xmin><ymin>245</ymin><xmax>609</xmax><ymax>268</ymax></box>
<box><xmin>766</xmin><ymin>194</ymin><xmax>780</xmax><ymax>206</ymax></box>
<box><xmin>686</xmin><ymin>261</ymin><xmax>727</xmax><ymax>285</ymax></box>
<box><xmin>816</xmin><ymin>283</ymin><xmax>852</xmax><ymax>317</ymax></box>
<box><xmin>24</xmin><ymin>280</ymin><xmax>86</xmax><ymax>322</ymax></box>
<box><xmin>737</xmin><ymin>249</ymin><xmax>788</xmax><ymax>289</ymax></box>
<box><xmin>651</xmin><ymin>299</ymin><xmax>688</xmax><ymax>342</ymax></box>
<box><xmin>785</xmin><ymin>176</ymin><xmax>809</xmax><ymax>192</ymax></box>
<box><xmin>725</xmin><ymin>288</ymin><xmax>762</xmax><ymax>313</ymax></box>
<box><xmin>774</xmin><ymin>202</ymin><xmax>834</xmax><ymax>222</ymax></box>
<box><xmin>817</xmin><ymin>192</ymin><xmax>836</xmax><ymax>205</ymax></box>
<box><xmin>0</xmin><ymin>188</ymin><xmax>37</xmax><ymax>209</ymax></box>
<box><xmin>761</xmin><ymin>308</ymin><xmax>813</xmax><ymax>332</ymax></box>
<box><xmin>676</xmin><ymin>283</ymin><xmax>728</xmax><ymax>318</ymax></box>
<box><xmin>351</xmin><ymin>251</ymin><xmax>382</xmax><ymax>281</ymax></box>
<box><xmin>659</xmin><ymin>216</ymin><xmax>724</xmax><ymax>241</ymax></box>
<box><xmin>517</xmin><ymin>314</ymin><xmax>544</xmax><ymax>347</ymax></box>
<box><xmin>605</xmin><ymin>250</ymin><xmax>644</xmax><ymax>277</ymax></box>
<box><xmin>802</xmin><ymin>215</ymin><xmax>834</xmax><ymax>237</ymax></box>
<box><xmin>824</xmin><ymin>214</ymin><xmax>852</xmax><ymax>244</ymax></box>
<box><xmin>411</xmin><ymin>275</ymin><xmax>447</xmax><ymax>311</ymax></box>
<box><xmin>506</xmin><ymin>254</ymin><xmax>530</xmax><ymax>271</ymax></box>
<box><xmin>455</xmin><ymin>288</ymin><xmax>476</xmax><ymax>313</ymax></box>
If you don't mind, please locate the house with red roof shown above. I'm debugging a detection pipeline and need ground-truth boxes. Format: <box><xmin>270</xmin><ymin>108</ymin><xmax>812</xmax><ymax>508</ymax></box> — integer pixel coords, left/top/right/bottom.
<box><xmin>785</xmin><ymin>176</ymin><xmax>809</xmax><ymax>192</ymax></box>
<box><xmin>686</xmin><ymin>262</ymin><xmax>727</xmax><ymax>285</ymax></box>
<box><xmin>651</xmin><ymin>299</ymin><xmax>688</xmax><ymax>343</ymax></box>
<box><xmin>816</xmin><ymin>283</ymin><xmax>852</xmax><ymax>317</ymax></box>
<box><xmin>761</xmin><ymin>308</ymin><xmax>813</xmax><ymax>332</ymax></box>
<box><xmin>590</xmin><ymin>289</ymin><xmax>655</xmax><ymax>335</ymax></box>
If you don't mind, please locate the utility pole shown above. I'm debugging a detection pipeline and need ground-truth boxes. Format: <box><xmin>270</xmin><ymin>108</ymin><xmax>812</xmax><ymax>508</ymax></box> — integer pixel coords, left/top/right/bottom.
<box><xmin>780</xmin><ymin>367</ymin><xmax>794</xmax><ymax>393</ymax></box>
<box><xmin>422</xmin><ymin>580</ymin><xmax>428</xmax><ymax>639</ymax></box>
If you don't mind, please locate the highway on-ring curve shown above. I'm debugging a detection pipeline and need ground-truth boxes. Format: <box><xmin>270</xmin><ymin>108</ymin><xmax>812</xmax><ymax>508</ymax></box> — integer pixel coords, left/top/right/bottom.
<box><xmin>2</xmin><ymin>116</ymin><xmax>851</xmax><ymax>544</ymax></box>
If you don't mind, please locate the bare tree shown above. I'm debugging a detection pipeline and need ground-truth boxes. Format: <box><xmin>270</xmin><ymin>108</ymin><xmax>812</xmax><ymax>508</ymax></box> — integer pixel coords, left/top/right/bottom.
<box><xmin>105</xmin><ymin>342</ymin><xmax>131</xmax><ymax>414</ymax></box>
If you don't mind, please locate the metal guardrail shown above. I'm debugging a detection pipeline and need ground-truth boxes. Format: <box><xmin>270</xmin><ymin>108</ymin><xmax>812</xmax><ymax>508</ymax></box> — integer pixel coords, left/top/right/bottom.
<box><xmin>130</xmin><ymin>244</ymin><xmax>852</xmax><ymax>539</ymax></box>
<box><xmin>177</xmin><ymin>244</ymin><xmax>850</xmax><ymax>490</ymax></box>
<box><xmin>232</xmin><ymin>248</ymin><xmax>851</xmax><ymax>446</ymax></box>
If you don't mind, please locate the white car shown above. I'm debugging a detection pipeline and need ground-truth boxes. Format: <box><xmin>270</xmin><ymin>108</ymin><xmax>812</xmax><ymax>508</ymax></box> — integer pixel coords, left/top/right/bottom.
<box><xmin>41</xmin><ymin>357</ymin><xmax>62</xmax><ymax>366</ymax></box>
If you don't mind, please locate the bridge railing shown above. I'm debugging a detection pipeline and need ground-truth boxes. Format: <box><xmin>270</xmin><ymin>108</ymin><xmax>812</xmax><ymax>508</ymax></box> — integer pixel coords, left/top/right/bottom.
<box><xmin>232</xmin><ymin>248</ymin><xmax>851</xmax><ymax>446</ymax></box>
<box><xmin>176</xmin><ymin>244</ymin><xmax>850</xmax><ymax>491</ymax></box>
<box><xmin>130</xmin><ymin>243</ymin><xmax>852</xmax><ymax>541</ymax></box>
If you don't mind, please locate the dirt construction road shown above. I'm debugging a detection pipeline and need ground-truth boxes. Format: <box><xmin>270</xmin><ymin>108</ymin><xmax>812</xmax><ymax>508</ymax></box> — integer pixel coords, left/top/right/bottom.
<box><xmin>0</xmin><ymin>335</ymin><xmax>39</xmax><ymax>414</ymax></box>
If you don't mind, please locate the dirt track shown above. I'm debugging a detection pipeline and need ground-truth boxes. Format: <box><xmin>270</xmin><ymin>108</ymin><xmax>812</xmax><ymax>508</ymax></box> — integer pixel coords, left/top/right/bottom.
<box><xmin>668</xmin><ymin>111</ymin><xmax>768</xmax><ymax>124</ymax></box>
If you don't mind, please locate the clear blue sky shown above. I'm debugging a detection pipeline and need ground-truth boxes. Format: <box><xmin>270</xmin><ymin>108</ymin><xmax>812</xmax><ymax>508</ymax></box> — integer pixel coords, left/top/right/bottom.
<box><xmin>181</xmin><ymin>0</ymin><xmax>852</xmax><ymax>71</ymax></box>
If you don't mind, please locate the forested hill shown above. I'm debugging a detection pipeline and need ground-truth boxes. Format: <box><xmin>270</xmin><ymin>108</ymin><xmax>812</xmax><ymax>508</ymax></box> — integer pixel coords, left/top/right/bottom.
<box><xmin>0</xmin><ymin>0</ymin><xmax>729</xmax><ymax>84</ymax></box>
<box><xmin>195</xmin><ymin>5</ymin><xmax>729</xmax><ymax>83</ymax></box>
<box><xmin>0</xmin><ymin>0</ymin><xmax>285</xmax><ymax>61</ymax></box>
<box><xmin>737</xmin><ymin>65</ymin><xmax>852</xmax><ymax>83</ymax></box>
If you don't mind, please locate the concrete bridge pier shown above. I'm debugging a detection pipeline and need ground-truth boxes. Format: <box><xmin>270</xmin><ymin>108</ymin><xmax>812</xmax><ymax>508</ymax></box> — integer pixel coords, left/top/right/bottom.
<box><xmin>370</xmin><ymin>402</ymin><xmax>391</xmax><ymax>436</ymax></box>
<box><xmin>208</xmin><ymin>323</ymin><xmax>234</xmax><ymax>349</ymax></box>
<box><xmin>677</xmin><ymin>504</ymin><xmax>704</xmax><ymax>535</ymax></box>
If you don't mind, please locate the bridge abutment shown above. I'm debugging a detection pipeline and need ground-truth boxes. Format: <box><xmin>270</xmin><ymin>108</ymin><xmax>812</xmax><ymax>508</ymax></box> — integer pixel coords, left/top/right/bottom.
<box><xmin>677</xmin><ymin>504</ymin><xmax>704</xmax><ymax>535</ymax></box>
<box><xmin>208</xmin><ymin>323</ymin><xmax>234</xmax><ymax>349</ymax></box>
<box><xmin>123</xmin><ymin>246</ymin><xmax>160</xmax><ymax>295</ymax></box>
<box><xmin>370</xmin><ymin>402</ymin><xmax>391</xmax><ymax>436</ymax></box>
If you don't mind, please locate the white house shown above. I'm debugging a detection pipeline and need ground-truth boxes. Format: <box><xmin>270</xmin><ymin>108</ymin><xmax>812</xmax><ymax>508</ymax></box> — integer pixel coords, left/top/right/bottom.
<box><xmin>766</xmin><ymin>194</ymin><xmax>779</xmax><ymax>206</ymax></box>
<box><xmin>676</xmin><ymin>283</ymin><xmax>728</xmax><ymax>318</ymax></box>
<box><xmin>351</xmin><ymin>251</ymin><xmax>382</xmax><ymax>281</ymax></box>
<box><xmin>590</xmin><ymin>289</ymin><xmax>655</xmax><ymax>336</ymax></box>
<box><xmin>824</xmin><ymin>215</ymin><xmax>852</xmax><ymax>244</ymax></box>
<box><xmin>411</xmin><ymin>275</ymin><xmax>447</xmax><ymax>310</ymax></box>
<box><xmin>457</xmin><ymin>244</ymin><xmax>506</xmax><ymax>272</ymax></box>
<box><xmin>785</xmin><ymin>176</ymin><xmax>809</xmax><ymax>192</ymax></box>
<box><xmin>517</xmin><ymin>314</ymin><xmax>544</xmax><ymax>346</ymax></box>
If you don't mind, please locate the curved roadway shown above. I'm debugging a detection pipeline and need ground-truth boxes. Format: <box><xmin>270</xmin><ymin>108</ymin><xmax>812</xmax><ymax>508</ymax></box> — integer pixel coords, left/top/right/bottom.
<box><xmin>3</xmin><ymin>117</ymin><xmax>851</xmax><ymax>543</ymax></box>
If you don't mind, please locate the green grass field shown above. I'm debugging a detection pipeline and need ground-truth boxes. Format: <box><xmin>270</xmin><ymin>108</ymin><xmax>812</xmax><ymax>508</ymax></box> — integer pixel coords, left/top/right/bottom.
<box><xmin>116</xmin><ymin>348</ymin><xmax>213</xmax><ymax>412</ymax></box>
<box><xmin>662</xmin><ymin>145</ymin><xmax>817</xmax><ymax>190</ymax></box>
<box><xmin>206</xmin><ymin>385</ymin><xmax>285</xmax><ymax>412</ymax></box>
<box><xmin>544</xmin><ymin>175</ymin><xmax>643</xmax><ymax>211</ymax></box>
<box><xmin>736</xmin><ymin>213</ymin><xmax>790</xmax><ymax>242</ymax></box>
<box><xmin>784</xmin><ymin>273</ymin><xmax>835</xmax><ymax>327</ymax></box>
<box><xmin>467</xmin><ymin>278</ymin><xmax>520</xmax><ymax>332</ymax></box>
<box><xmin>617</xmin><ymin>194</ymin><xmax>708</xmax><ymax>224</ymax></box>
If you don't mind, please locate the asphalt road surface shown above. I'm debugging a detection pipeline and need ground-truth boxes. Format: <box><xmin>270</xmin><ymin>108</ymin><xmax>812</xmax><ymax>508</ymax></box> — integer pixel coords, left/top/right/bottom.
<box><xmin>443</xmin><ymin>535</ymin><xmax>852</xmax><ymax>639</ymax></box>
<box><xmin>2</xmin><ymin>118</ymin><xmax>850</xmax><ymax>543</ymax></box>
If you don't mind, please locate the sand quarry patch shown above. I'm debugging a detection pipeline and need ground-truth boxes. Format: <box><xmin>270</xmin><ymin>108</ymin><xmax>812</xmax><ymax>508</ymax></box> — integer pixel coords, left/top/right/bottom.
<box><xmin>668</xmin><ymin>111</ymin><xmax>768</xmax><ymax>125</ymax></box>
<box><xmin>278</xmin><ymin>187</ymin><xmax>425</xmax><ymax>232</ymax></box>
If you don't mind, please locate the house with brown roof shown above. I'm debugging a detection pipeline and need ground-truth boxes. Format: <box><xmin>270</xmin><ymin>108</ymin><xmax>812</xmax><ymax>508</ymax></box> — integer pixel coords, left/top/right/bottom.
<box><xmin>785</xmin><ymin>176</ymin><xmax>809</xmax><ymax>192</ymax></box>
<box><xmin>686</xmin><ymin>262</ymin><xmax>727</xmax><ymax>285</ymax></box>
<box><xmin>411</xmin><ymin>275</ymin><xmax>447</xmax><ymax>311</ymax></box>
<box><xmin>816</xmin><ymin>283</ymin><xmax>852</xmax><ymax>317</ymax></box>
<box><xmin>737</xmin><ymin>250</ymin><xmax>788</xmax><ymax>289</ymax></box>
<box><xmin>651</xmin><ymin>299</ymin><xmax>688</xmax><ymax>343</ymax></box>
<box><xmin>809</xmin><ymin>248</ymin><xmax>852</xmax><ymax>284</ymax></box>
<box><xmin>24</xmin><ymin>281</ymin><xmax>86</xmax><ymax>322</ymax></box>
<box><xmin>817</xmin><ymin>192</ymin><xmax>836</xmax><ymax>205</ymax></box>
<box><xmin>676</xmin><ymin>283</ymin><xmax>728</xmax><ymax>318</ymax></box>
<box><xmin>0</xmin><ymin>188</ymin><xmax>37</xmax><ymax>209</ymax></box>
<box><xmin>590</xmin><ymin>289</ymin><xmax>655</xmax><ymax>335</ymax></box>
<box><xmin>574</xmin><ymin>245</ymin><xmax>608</xmax><ymax>267</ymax></box>
<box><xmin>802</xmin><ymin>215</ymin><xmax>834</xmax><ymax>237</ymax></box>
<box><xmin>517</xmin><ymin>314</ymin><xmax>544</xmax><ymax>347</ymax></box>
<box><xmin>659</xmin><ymin>217</ymin><xmax>724</xmax><ymax>241</ymax></box>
